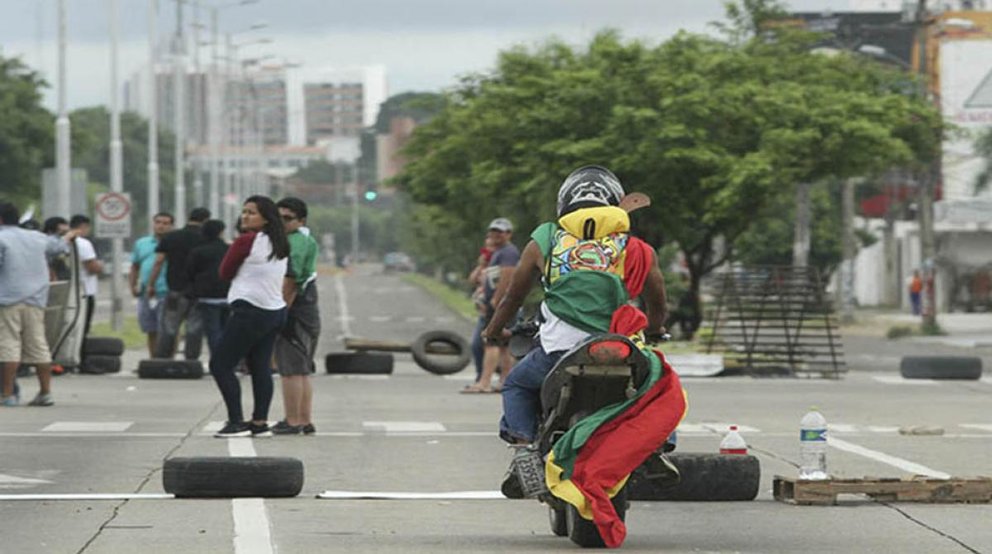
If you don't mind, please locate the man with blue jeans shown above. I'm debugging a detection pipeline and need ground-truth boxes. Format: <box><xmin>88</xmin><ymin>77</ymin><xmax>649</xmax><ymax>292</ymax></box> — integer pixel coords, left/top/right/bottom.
<box><xmin>186</xmin><ymin>220</ymin><xmax>230</xmax><ymax>355</ymax></box>
<box><xmin>130</xmin><ymin>212</ymin><xmax>174</xmax><ymax>357</ymax></box>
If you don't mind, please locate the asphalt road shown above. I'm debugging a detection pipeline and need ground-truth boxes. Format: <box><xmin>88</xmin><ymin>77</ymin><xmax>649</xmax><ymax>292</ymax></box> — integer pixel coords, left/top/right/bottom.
<box><xmin>2</xmin><ymin>265</ymin><xmax>991</xmax><ymax>553</ymax></box>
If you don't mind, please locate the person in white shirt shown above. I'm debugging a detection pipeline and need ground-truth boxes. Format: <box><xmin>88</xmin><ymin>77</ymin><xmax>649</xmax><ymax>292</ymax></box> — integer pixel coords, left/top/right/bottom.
<box><xmin>69</xmin><ymin>215</ymin><xmax>104</xmax><ymax>336</ymax></box>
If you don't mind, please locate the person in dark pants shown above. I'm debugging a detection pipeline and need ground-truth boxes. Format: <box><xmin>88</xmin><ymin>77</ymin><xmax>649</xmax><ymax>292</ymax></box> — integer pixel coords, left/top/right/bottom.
<box><xmin>146</xmin><ymin>208</ymin><xmax>209</xmax><ymax>359</ymax></box>
<box><xmin>211</xmin><ymin>197</ymin><xmax>291</xmax><ymax>438</ymax></box>
<box><xmin>186</xmin><ymin>220</ymin><xmax>230</xmax><ymax>355</ymax></box>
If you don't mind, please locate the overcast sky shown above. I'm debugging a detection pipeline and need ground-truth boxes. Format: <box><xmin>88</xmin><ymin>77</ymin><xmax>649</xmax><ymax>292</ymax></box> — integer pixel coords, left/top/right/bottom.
<box><xmin>0</xmin><ymin>0</ymin><xmax>861</xmax><ymax>111</ymax></box>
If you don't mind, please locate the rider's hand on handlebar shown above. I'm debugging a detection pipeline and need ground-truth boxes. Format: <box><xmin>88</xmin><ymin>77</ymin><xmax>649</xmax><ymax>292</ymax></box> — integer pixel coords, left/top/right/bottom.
<box><xmin>482</xmin><ymin>328</ymin><xmax>511</xmax><ymax>346</ymax></box>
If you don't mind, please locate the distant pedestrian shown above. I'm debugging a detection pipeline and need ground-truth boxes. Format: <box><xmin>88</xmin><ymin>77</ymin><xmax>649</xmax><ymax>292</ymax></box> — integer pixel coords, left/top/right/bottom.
<box><xmin>147</xmin><ymin>207</ymin><xmax>209</xmax><ymax>359</ymax></box>
<box><xmin>43</xmin><ymin>217</ymin><xmax>71</xmax><ymax>281</ymax></box>
<box><xmin>271</xmin><ymin>197</ymin><xmax>321</xmax><ymax>435</ymax></box>
<box><xmin>909</xmin><ymin>270</ymin><xmax>923</xmax><ymax>316</ymax></box>
<box><xmin>186</xmin><ymin>220</ymin><xmax>230</xmax><ymax>355</ymax></box>
<box><xmin>0</xmin><ymin>203</ymin><xmax>76</xmax><ymax>407</ymax></box>
<box><xmin>69</xmin><ymin>215</ymin><xmax>103</xmax><ymax>337</ymax></box>
<box><xmin>462</xmin><ymin>218</ymin><xmax>519</xmax><ymax>393</ymax></box>
<box><xmin>130</xmin><ymin>212</ymin><xmax>175</xmax><ymax>357</ymax></box>
<box><xmin>468</xmin><ymin>237</ymin><xmax>495</xmax><ymax>383</ymax></box>
<box><xmin>211</xmin><ymin>196</ymin><xmax>290</xmax><ymax>438</ymax></box>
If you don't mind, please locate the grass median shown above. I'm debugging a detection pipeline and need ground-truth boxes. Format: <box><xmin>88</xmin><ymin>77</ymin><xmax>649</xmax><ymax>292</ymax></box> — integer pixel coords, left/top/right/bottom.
<box><xmin>90</xmin><ymin>315</ymin><xmax>146</xmax><ymax>350</ymax></box>
<box><xmin>400</xmin><ymin>272</ymin><xmax>477</xmax><ymax>322</ymax></box>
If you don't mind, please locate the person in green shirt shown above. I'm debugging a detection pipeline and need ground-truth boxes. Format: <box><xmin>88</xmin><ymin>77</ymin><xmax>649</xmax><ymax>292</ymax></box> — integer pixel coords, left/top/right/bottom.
<box><xmin>272</xmin><ymin>197</ymin><xmax>321</xmax><ymax>435</ymax></box>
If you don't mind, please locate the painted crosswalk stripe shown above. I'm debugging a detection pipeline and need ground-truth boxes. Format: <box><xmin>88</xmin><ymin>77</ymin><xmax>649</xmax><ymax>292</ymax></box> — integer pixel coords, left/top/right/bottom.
<box><xmin>369</xmin><ymin>315</ymin><xmax>392</xmax><ymax>322</ymax></box>
<box><xmin>0</xmin><ymin>493</ymin><xmax>174</xmax><ymax>501</ymax></box>
<box><xmin>960</xmin><ymin>424</ymin><xmax>992</xmax><ymax>433</ymax></box>
<box><xmin>406</xmin><ymin>316</ymin><xmax>426</xmax><ymax>323</ymax></box>
<box><xmin>872</xmin><ymin>376</ymin><xmax>938</xmax><ymax>385</ymax></box>
<box><xmin>0</xmin><ymin>473</ymin><xmax>54</xmax><ymax>489</ymax></box>
<box><xmin>363</xmin><ymin>421</ymin><xmax>447</xmax><ymax>433</ymax></box>
<box><xmin>203</xmin><ymin>421</ymin><xmax>225</xmax><ymax>433</ymax></box>
<box><xmin>828</xmin><ymin>437</ymin><xmax>950</xmax><ymax>478</ymax></box>
<box><xmin>42</xmin><ymin>422</ymin><xmax>133</xmax><ymax>432</ymax></box>
<box><xmin>326</xmin><ymin>375</ymin><xmax>389</xmax><ymax>380</ymax></box>
<box><xmin>828</xmin><ymin>424</ymin><xmax>860</xmax><ymax>434</ymax></box>
<box><xmin>228</xmin><ymin>438</ymin><xmax>274</xmax><ymax>554</ymax></box>
<box><xmin>677</xmin><ymin>423</ymin><xmax>761</xmax><ymax>434</ymax></box>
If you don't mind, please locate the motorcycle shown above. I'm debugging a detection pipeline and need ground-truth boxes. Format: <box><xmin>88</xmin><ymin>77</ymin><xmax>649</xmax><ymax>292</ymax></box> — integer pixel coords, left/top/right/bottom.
<box><xmin>506</xmin><ymin>327</ymin><xmax>662</xmax><ymax>548</ymax></box>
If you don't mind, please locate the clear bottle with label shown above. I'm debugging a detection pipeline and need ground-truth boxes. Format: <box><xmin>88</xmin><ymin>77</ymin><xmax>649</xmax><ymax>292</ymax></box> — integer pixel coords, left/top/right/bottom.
<box><xmin>720</xmin><ymin>425</ymin><xmax>748</xmax><ymax>455</ymax></box>
<box><xmin>799</xmin><ymin>407</ymin><xmax>828</xmax><ymax>480</ymax></box>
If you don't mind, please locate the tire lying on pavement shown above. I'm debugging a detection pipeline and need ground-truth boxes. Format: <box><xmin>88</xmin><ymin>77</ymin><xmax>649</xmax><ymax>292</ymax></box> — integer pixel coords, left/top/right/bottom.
<box><xmin>137</xmin><ymin>359</ymin><xmax>205</xmax><ymax>379</ymax></box>
<box><xmin>325</xmin><ymin>352</ymin><xmax>394</xmax><ymax>374</ymax></box>
<box><xmin>900</xmin><ymin>356</ymin><xmax>982</xmax><ymax>380</ymax></box>
<box><xmin>411</xmin><ymin>330</ymin><xmax>471</xmax><ymax>375</ymax></box>
<box><xmin>163</xmin><ymin>457</ymin><xmax>304</xmax><ymax>498</ymax></box>
<box><xmin>627</xmin><ymin>453</ymin><xmax>761</xmax><ymax>501</ymax></box>
<box><xmin>79</xmin><ymin>355</ymin><xmax>122</xmax><ymax>374</ymax></box>
<box><xmin>82</xmin><ymin>336</ymin><xmax>125</xmax><ymax>357</ymax></box>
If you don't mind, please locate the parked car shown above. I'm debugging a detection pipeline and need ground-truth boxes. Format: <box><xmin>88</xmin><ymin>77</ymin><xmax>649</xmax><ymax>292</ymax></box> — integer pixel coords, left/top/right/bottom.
<box><xmin>383</xmin><ymin>252</ymin><xmax>415</xmax><ymax>273</ymax></box>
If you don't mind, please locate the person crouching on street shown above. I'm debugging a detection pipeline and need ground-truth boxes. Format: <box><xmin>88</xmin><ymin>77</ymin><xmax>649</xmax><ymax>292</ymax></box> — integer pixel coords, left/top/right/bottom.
<box><xmin>211</xmin><ymin>196</ymin><xmax>290</xmax><ymax>438</ymax></box>
<box><xmin>271</xmin><ymin>197</ymin><xmax>321</xmax><ymax>435</ymax></box>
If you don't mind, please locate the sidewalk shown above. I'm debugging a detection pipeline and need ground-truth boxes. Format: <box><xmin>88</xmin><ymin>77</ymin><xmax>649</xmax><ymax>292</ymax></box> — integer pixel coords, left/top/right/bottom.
<box><xmin>842</xmin><ymin>309</ymin><xmax>992</xmax><ymax>348</ymax></box>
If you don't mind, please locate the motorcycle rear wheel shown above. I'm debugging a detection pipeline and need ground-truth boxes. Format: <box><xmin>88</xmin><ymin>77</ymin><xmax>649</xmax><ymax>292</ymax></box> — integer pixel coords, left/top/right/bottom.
<box><xmin>565</xmin><ymin>486</ymin><xmax>628</xmax><ymax>548</ymax></box>
<box><xmin>549</xmin><ymin>505</ymin><xmax>568</xmax><ymax>536</ymax></box>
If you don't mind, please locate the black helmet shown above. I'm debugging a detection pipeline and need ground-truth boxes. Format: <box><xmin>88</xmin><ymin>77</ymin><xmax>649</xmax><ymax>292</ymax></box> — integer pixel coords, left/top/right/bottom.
<box><xmin>556</xmin><ymin>165</ymin><xmax>625</xmax><ymax>217</ymax></box>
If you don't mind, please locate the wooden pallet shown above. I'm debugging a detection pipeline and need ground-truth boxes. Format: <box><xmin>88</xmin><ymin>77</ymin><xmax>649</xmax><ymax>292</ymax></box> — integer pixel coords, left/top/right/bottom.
<box><xmin>773</xmin><ymin>475</ymin><xmax>992</xmax><ymax>505</ymax></box>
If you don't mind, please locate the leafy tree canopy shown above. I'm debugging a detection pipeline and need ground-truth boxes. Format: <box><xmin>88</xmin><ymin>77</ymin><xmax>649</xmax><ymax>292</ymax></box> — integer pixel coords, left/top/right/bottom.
<box><xmin>0</xmin><ymin>55</ymin><xmax>53</xmax><ymax>207</ymax></box>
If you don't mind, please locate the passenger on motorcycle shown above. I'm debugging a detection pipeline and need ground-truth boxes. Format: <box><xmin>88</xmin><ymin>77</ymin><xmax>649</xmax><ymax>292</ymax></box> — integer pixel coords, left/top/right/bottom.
<box><xmin>481</xmin><ymin>165</ymin><xmax>670</xmax><ymax>445</ymax></box>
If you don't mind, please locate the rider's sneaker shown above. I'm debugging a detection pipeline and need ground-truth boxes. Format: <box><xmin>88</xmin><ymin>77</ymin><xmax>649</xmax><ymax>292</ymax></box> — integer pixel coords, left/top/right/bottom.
<box><xmin>640</xmin><ymin>452</ymin><xmax>681</xmax><ymax>489</ymax></box>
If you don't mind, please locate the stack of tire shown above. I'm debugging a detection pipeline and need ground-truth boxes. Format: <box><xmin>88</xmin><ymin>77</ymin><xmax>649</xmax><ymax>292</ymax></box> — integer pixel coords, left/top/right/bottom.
<box><xmin>137</xmin><ymin>358</ymin><xmax>205</xmax><ymax>379</ymax></box>
<box><xmin>79</xmin><ymin>337</ymin><xmax>125</xmax><ymax>374</ymax></box>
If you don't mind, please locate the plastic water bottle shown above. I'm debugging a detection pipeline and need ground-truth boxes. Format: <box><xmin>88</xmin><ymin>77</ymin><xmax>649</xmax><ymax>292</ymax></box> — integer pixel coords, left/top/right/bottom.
<box><xmin>720</xmin><ymin>425</ymin><xmax>748</xmax><ymax>455</ymax></box>
<box><xmin>799</xmin><ymin>408</ymin><xmax>829</xmax><ymax>480</ymax></box>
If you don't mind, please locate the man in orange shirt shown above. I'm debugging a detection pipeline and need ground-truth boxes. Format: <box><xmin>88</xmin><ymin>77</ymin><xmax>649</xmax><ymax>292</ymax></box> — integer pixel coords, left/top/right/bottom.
<box><xmin>909</xmin><ymin>270</ymin><xmax>923</xmax><ymax>316</ymax></box>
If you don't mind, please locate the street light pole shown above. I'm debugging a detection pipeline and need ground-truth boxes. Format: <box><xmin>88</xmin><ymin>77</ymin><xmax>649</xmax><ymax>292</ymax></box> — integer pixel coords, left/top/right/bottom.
<box><xmin>208</xmin><ymin>7</ymin><xmax>220</xmax><ymax>218</ymax></box>
<box><xmin>173</xmin><ymin>0</ymin><xmax>186</xmax><ymax>226</ymax></box>
<box><xmin>56</xmin><ymin>0</ymin><xmax>71</xmax><ymax>218</ymax></box>
<box><xmin>190</xmin><ymin>0</ymin><xmax>204</xmax><ymax>208</ymax></box>
<box><xmin>147</xmin><ymin>0</ymin><xmax>160</xmax><ymax>222</ymax></box>
<box><xmin>914</xmin><ymin>0</ymin><xmax>939</xmax><ymax>328</ymax></box>
<box><xmin>109</xmin><ymin>0</ymin><xmax>124</xmax><ymax>330</ymax></box>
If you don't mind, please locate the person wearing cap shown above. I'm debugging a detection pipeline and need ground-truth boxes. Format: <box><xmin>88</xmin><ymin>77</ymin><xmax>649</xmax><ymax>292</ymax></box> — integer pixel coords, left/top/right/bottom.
<box><xmin>461</xmin><ymin>217</ymin><xmax>519</xmax><ymax>393</ymax></box>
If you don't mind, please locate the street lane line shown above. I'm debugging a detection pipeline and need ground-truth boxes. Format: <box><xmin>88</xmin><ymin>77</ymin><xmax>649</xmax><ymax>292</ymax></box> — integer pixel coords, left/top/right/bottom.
<box><xmin>677</xmin><ymin>423</ymin><xmax>761</xmax><ymax>434</ymax></box>
<box><xmin>982</xmin><ymin>377</ymin><xmax>992</xmax><ymax>385</ymax></box>
<box><xmin>203</xmin><ymin>421</ymin><xmax>225</xmax><ymax>433</ymax></box>
<box><xmin>317</xmin><ymin>490</ymin><xmax>505</xmax><ymax>500</ymax></box>
<box><xmin>334</xmin><ymin>274</ymin><xmax>353</xmax><ymax>337</ymax></box>
<box><xmin>43</xmin><ymin>422</ymin><xmax>133</xmax><ymax>432</ymax></box>
<box><xmin>443</xmin><ymin>374</ymin><xmax>476</xmax><ymax>381</ymax></box>
<box><xmin>0</xmin><ymin>432</ymin><xmax>185</xmax><ymax>438</ymax></box>
<box><xmin>326</xmin><ymin>375</ymin><xmax>389</xmax><ymax>380</ymax></box>
<box><xmin>434</xmin><ymin>316</ymin><xmax>455</xmax><ymax>323</ymax></box>
<box><xmin>960</xmin><ymin>424</ymin><xmax>992</xmax><ymax>433</ymax></box>
<box><xmin>0</xmin><ymin>474</ymin><xmax>53</xmax><ymax>488</ymax></box>
<box><xmin>872</xmin><ymin>376</ymin><xmax>938</xmax><ymax>385</ymax></box>
<box><xmin>405</xmin><ymin>316</ymin><xmax>426</xmax><ymax>323</ymax></box>
<box><xmin>828</xmin><ymin>424</ymin><xmax>860</xmax><ymax>434</ymax></box>
<box><xmin>364</xmin><ymin>421</ymin><xmax>447</xmax><ymax>432</ymax></box>
<box><xmin>865</xmin><ymin>426</ymin><xmax>900</xmax><ymax>434</ymax></box>
<box><xmin>0</xmin><ymin>493</ymin><xmax>174</xmax><ymax>501</ymax></box>
<box><xmin>827</xmin><ymin>437</ymin><xmax>951</xmax><ymax>478</ymax></box>
<box><xmin>369</xmin><ymin>315</ymin><xmax>392</xmax><ymax>322</ymax></box>
<box><xmin>227</xmin><ymin>438</ymin><xmax>274</xmax><ymax>554</ymax></box>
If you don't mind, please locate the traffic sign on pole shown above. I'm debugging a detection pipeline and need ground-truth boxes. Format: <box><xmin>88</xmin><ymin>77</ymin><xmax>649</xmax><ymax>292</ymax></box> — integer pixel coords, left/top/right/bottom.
<box><xmin>95</xmin><ymin>191</ymin><xmax>132</xmax><ymax>239</ymax></box>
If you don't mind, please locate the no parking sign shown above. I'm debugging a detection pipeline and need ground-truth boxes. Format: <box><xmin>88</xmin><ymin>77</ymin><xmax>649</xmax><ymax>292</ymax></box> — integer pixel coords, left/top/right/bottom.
<box><xmin>95</xmin><ymin>192</ymin><xmax>132</xmax><ymax>239</ymax></box>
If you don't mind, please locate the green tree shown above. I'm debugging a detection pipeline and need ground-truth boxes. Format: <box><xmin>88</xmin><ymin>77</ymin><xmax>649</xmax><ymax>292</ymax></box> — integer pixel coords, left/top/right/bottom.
<box><xmin>396</xmin><ymin>2</ymin><xmax>942</xmax><ymax>322</ymax></box>
<box><xmin>975</xmin><ymin>127</ymin><xmax>992</xmax><ymax>194</ymax></box>
<box><xmin>0</xmin><ymin>55</ymin><xmax>53</xmax><ymax>207</ymax></box>
<box><xmin>69</xmin><ymin>106</ymin><xmax>176</xmax><ymax>235</ymax></box>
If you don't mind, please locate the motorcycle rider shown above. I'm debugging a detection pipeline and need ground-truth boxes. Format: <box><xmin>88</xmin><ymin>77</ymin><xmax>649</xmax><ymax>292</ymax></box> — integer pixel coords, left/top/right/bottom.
<box><xmin>481</xmin><ymin>165</ymin><xmax>678</xmax><ymax>493</ymax></box>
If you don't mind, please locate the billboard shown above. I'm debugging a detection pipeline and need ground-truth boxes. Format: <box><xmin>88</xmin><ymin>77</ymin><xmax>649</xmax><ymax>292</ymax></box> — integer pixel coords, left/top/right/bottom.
<box><xmin>939</xmin><ymin>39</ymin><xmax>992</xmax><ymax>201</ymax></box>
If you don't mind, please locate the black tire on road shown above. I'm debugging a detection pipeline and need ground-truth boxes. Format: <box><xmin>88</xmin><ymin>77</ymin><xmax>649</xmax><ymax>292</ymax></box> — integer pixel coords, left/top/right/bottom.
<box><xmin>79</xmin><ymin>355</ymin><xmax>121</xmax><ymax>374</ymax></box>
<box><xmin>82</xmin><ymin>336</ymin><xmax>125</xmax><ymax>357</ymax></box>
<box><xmin>900</xmin><ymin>356</ymin><xmax>982</xmax><ymax>380</ymax></box>
<box><xmin>410</xmin><ymin>330</ymin><xmax>471</xmax><ymax>375</ymax></box>
<box><xmin>549</xmin><ymin>505</ymin><xmax>568</xmax><ymax>537</ymax></box>
<box><xmin>628</xmin><ymin>453</ymin><xmax>760</xmax><ymax>501</ymax></box>
<box><xmin>566</xmin><ymin>485</ymin><xmax>627</xmax><ymax>548</ymax></box>
<box><xmin>137</xmin><ymin>359</ymin><xmax>205</xmax><ymax>379</ymax></box>
<box><xmin>325</xmin><ymin>352</ymin><xmax>394</xmax><ymax>374</ymax></box>
<box><xmin>163</xmin><ymin>457</ymin><xmax>304</xmax><ymax>498</ymax></box>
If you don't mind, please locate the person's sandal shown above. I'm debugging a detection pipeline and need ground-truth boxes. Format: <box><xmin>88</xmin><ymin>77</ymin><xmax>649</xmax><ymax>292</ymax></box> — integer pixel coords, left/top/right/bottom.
<box><xmin>460</xmin><ymin>384</ymin><xmax>493</xmax><ymax>394</ymax></box>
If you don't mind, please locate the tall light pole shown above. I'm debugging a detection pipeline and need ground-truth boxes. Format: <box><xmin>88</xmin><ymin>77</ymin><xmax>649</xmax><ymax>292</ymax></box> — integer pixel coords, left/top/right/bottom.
<box><xmin>173</xmin><ymin>0</ymin><xmax>187</xmax><ymax>226</ymax></box>
<box><xmin>56</xmin><ymin>0</ymin><xmax>71</xmax><ymax>218</ymax></box>
<box><xmin>109</xmin><ymin>0</ymin><xmax>124</xmax><ymax>330</ymax></box>
<box><xmin>190</xmin><ymin>0</ymin><xmax>204</xmax><ymax>208</ymax></box>
<box><xmin>147</xmin><ymin>0</ymin><xmax>160</xmax><ymax>222</ymax></box>
<box><xmin>208</xmin><ymin>7</ymin><xmax>221</xmax><ymax>218</ymax></box>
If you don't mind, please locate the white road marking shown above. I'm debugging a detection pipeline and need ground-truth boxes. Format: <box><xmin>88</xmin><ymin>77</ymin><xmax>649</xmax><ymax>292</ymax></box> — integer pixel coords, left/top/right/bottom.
<box><xmin>317</xmin><ymin>490</ymin><xmax>505</xmax><ymax>500</ymax></box>
<box><xmin>443</xmin><ymin>374</ymin><xmax>476</xmax><ymax>381</ymax></box>
<box><xmin>369</xmin><ymin>315</ymin><xmax>392</xmax><ymax>322</ymax></box>
<box><xmin>326</xmin><ymin>374</ymin><xmax>389</xmax><ymax>380</ymax></box>
<box><xmin>363</xmin><ymin>421</ymin><xmax>447</xmax><ymax>433</ymax></box>
<box><xmin>0</xmin><ymin>493</ymin><xmax>174</xmax><ymax>501</ymax></box>
<box><xmin>828</xmin><ymin>437</ymin><xmax>951</xmax><ymax>478</ymax></box>
<box><xmin>981</xmin><ymin>377</ymin><xmax>992</xmax><ymax>385</ymax></box>
<box><xmin>227</xmin><ymin>439</ymin><xmax>274</xmax><ymax>554</ymax></box>
<box><xmin>828</xmin><ymin>424</ymin><xmax>860</xmax><ymax>434</ymax></box>
<box><xmin>42</xmin><ymin>422</ymin><xmax>133</xmax><ymax>432</ymax></box>
<box><xmin>960</xmin><ymin>424</ymin><xmax>992</xmax><ymax>433</ymax></box>
<box><xmin>866</xmin><ymin>426</ymin><xmax>900</xmax><ymax>434</ymax></box>
<box><xmin>677</xmin><ymin>423</ymin><xmax>761</xmax><ymax>434</ymax></box>
<box><xmin>434</xmin><ymin>316</ymin><xmax>455</xmax><ymax>323</ymax></box>
<box><xmin>334</xmin><ymin>274</ymin><xmax>353</xmax><ymax>337</ymax></box>
<box><xmin>405</xmin><ymin>316</ymin><xmax>426</xmax><ymax>323</ymax></box>
<box><xmin>872</xmin><ymin>376</ymin><xmax>938</xmax><ymax>385</ymax></box>
<box><xmin>0</xmin><ymin>432</ymin><xmax>185</xmax><ymax>438</ymax></box>
<box><xmin>0</xmin><ymin>473</ymin><xmax>54</xmax><ymax>489</ymax></box>
<box><xmin>203</xmin><ymin>421</ymin><xmax>225</xmax><ymax>433</ymax></box>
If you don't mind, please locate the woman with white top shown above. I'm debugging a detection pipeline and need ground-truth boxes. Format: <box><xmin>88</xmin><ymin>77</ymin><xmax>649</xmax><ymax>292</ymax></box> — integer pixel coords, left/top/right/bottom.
<box><xmin>212</xmin><ymin>196</ymin><xmax>291</xmax><ymax>438</ymax></box>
